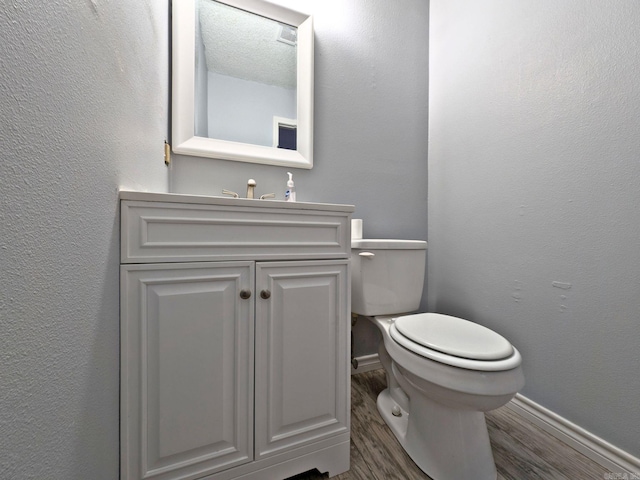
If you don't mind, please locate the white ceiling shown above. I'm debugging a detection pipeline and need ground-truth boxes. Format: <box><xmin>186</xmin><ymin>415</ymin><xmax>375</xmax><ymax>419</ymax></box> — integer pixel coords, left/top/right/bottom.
<box><xmin>198</xmin><ymin>0</ymin><xmax>297</xmax><ymax>89</ymax></box>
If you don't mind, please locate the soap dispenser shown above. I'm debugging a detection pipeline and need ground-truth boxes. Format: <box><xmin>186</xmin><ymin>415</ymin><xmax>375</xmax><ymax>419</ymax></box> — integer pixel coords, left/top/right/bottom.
<box><xmin>285</xmin><ymin>172</ymin><xmax>296</xmax><ymax>202</ymax></box>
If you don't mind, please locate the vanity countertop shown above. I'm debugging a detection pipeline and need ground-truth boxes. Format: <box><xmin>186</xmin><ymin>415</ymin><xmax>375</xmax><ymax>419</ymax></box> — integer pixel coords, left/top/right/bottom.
<box><xmin>119</xmin><ymin>190</ymin><xmax>355</xmax><ymax>213</ymax></box>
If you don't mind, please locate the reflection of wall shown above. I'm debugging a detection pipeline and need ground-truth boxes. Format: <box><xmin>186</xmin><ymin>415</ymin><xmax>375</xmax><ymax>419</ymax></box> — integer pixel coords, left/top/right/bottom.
<box><xmin>208</xmin><ymin>72</ymin><xmax>295</xmax><ymax>146</ymax></box>
<box><xmin>194</xmin><ymin>7</ymin><xmax>209</xmax><ymax>137</ymax></box>
<box><xmin>429</xmin><ymin>0</ymin><xmax>640</xmax><ymax>458</ymax></box>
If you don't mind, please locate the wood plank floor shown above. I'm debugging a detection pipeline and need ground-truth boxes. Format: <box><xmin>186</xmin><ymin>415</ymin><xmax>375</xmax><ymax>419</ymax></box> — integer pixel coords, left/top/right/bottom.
<box><xmin>288</xmin><ymin>370</ymin><xmax>611</xmax><ymax>480</ymax></box>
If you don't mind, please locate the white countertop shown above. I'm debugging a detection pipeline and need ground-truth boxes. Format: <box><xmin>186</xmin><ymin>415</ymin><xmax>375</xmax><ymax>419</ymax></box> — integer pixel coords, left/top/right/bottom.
<box><xmin>119</xmin><ymin>190</ymin><xmax>355</xmax><ymax>213</ymax></box>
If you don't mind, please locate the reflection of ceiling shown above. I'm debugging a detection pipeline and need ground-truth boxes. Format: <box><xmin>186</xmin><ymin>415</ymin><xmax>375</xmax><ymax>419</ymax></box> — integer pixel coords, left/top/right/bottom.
<box><xmin>198</xmin><ymin>0</ymin><xmax>297</xmax><ymax>89</ymax></box>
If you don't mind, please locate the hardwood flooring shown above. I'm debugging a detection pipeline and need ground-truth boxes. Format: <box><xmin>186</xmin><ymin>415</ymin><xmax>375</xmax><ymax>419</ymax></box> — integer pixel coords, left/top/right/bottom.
<box><xmin>288</xmin><ymin>370</ymin><xmax>611</xmax><ymax>480</ymax></box>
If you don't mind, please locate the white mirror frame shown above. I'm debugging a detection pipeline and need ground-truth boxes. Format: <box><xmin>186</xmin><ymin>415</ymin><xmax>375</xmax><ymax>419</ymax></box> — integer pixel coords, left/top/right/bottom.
<box><xmin>172</xmin><ymin>0</ymin><xmax>314</xmax><ymax>169</ymax></box>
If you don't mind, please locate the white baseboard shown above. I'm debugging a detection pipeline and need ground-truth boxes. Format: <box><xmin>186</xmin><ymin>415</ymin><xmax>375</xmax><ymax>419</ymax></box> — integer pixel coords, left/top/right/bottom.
<box><xmin>352</xmin><ymin>353</ymin><xmax>639</xmax><ymax>474</ymax></box>
<box><xmin>507</xmin><ymin>393</ymin><xmax>640</xmax><ymax>475</ymax></box>
<box><xmin>350</xmin><ymin>354</ymin><xmax>382</xmax><ymax>375</ymax></box>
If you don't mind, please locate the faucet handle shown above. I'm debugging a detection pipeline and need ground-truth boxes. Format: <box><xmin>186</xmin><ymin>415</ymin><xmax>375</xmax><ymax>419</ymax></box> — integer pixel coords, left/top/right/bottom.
<box><xmin>260</xmin><ymin>193</ymin><xmax>276</xmax><ymax>200</ymax></box>
<box><xmin>222</xmin><ymin>189</ymin><xmax>239</xmax><ymax>198</ymax></box>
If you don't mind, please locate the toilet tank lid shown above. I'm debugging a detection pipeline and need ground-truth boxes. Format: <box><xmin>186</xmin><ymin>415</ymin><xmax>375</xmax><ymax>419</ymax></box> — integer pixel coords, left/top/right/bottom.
<box><xmin>351</xmin><ymin>239</ymin><xmax>427</xmax><ymax>250</ymax></box>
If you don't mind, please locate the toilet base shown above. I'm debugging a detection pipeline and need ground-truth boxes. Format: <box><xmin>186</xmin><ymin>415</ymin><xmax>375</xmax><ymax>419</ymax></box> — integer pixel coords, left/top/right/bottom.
<box><xmin>377</xmin><ymin>387</ymin><xmax>497</xmax><ymax>480</ymax></box>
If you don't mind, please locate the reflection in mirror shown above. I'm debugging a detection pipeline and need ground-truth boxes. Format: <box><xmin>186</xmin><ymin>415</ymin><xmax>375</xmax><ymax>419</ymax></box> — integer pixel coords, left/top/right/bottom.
<box><xmin>195</xmin><ymin>0</ymin><xmax>297</xmax><ymax>148</ymax></box>
<box><xmin>172</xmin><ymin>0</ymin><xmax>314</xmax><ymax>169</ymax></box>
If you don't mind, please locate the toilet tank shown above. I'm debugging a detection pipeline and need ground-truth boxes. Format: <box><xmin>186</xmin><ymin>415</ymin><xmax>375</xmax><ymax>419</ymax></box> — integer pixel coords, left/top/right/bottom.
<box><xmin>351</xmin><ymin>239</ymin><xmax>427</xmax><ymax>316</ymax></box>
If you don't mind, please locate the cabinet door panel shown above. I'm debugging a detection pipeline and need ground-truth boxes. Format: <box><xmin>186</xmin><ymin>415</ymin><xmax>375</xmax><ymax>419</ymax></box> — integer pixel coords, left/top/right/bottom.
<box><xmin>255</xmin><ymin>260</ymin><xmax>349</xmax><ymax>458</ymax></box>
<box><xmin>121</xmin><ymin>262</ymin><xmax>254</xmax><ymax>480</ymax></box>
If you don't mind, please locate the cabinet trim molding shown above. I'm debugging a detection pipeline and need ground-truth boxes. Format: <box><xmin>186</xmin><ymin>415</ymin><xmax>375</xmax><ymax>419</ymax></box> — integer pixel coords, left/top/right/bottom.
<box><xmin>121</xmin><ymin>200</ymin><xmax>351</xmax><ymax>263</ymax></box>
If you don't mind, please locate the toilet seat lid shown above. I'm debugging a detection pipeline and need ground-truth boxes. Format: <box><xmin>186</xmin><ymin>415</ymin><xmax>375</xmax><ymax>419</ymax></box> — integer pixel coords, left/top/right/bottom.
<box><xmin>393</xmin><ymin>313</ymin><xmax>514</xmax><ymax>361</ymax></box>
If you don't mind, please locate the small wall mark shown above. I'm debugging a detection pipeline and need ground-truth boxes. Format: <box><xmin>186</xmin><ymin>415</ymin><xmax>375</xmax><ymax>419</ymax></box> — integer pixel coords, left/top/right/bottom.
<box><xmin>512</xmin><ymin>280</ymin><xmax>524</xmax><ymax>303</ymax></box>
<box><xmin>518</xmin><ymin>204</ymin><xmax>527</xmax><ymax>216</ymax></box>
<box><xmin>552</xmin><ymin>281</ymin><xmax>572</xmax><ymax>312</ymax></box>
<box><xmin>87</xmin><ymin>0</ymin><xmax>99</xmax><ymax>17</ymax></box>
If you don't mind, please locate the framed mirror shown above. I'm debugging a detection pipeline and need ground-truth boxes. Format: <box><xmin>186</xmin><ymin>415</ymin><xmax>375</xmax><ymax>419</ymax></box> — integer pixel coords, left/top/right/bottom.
<box><xmin>172</xmin><ymin>0</ymin><xmax>314</xmax><ymax>169</ymax></box>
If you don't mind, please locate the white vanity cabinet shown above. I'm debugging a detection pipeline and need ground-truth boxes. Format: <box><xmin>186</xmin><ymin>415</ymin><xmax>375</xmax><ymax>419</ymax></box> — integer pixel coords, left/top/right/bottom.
<box><xmin>120</xmin><ymin>192</ymin><xmax>353</xmax><ymax>480</ymax></box>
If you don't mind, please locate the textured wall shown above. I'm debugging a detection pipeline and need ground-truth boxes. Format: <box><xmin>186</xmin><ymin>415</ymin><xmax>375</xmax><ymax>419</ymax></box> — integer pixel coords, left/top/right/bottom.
<box><xmin>0</xmin><ymin>1</ymin><xmax>169</xmax><ymax>478</ymax></box>
<box><xmin>429</xmin><ymin>0</ymin><xmax>640</xmax><ymax>456</ymax></box>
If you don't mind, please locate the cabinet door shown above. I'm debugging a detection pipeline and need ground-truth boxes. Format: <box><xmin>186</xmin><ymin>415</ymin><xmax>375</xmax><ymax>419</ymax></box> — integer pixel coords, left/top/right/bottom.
<box><xmin>121</xmin><ymin>262</ymin><xmax>254</xmax><ymax>480</ymax></box>
<box><xmin>254</xmin><ymin>260</ymin><xmax>350</xmax><ymax>459</ymax></box>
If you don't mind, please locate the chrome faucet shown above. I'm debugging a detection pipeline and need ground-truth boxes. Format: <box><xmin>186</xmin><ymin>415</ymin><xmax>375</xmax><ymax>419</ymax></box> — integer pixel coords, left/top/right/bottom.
<box><xmin>221</xmin><ymin>179</ymin><xmax>275</xmax><ymax>200</ymax></box>
<box><xmin>246</xmin><ymin>179</ymin><xmax>256</xmax><ymax>199</ymax></box>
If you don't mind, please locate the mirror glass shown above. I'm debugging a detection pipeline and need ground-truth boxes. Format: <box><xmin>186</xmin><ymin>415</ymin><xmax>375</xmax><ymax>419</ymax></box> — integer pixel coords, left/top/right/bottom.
<box><xmin>196</xmin><ymin>0</ymin><xmax>297</xmax><ymax>148</ymax></box>
<box><xmin>172</xmin><ymin>0</ymin><xmax>314</xmax><ymax>168</ymax></box>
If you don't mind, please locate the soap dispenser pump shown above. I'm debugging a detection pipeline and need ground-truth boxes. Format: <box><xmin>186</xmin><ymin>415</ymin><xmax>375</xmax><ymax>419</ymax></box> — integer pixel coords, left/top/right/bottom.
<box><xmin>285</xmin><ymin>172</ymin><xmax>296</xmax><ymax>202</ymax></box>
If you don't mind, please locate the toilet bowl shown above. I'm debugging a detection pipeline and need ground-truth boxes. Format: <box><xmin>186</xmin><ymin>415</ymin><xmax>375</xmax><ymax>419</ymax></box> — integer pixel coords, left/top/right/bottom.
<box><xmin>351</xmin><ymin>236</ymin><xmax>525</xmax><ymax>480</ymax></box>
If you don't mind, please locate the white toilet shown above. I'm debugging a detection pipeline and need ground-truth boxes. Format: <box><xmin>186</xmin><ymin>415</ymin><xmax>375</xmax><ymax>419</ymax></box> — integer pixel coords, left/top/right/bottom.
<box><xmin>351</xmin><ymin>237</ymin><xmax>525</xmax><ymax>480</ymax></box>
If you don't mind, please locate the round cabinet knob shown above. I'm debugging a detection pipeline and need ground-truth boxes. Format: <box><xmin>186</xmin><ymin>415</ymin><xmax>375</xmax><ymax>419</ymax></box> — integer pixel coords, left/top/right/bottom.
<box><xmin>260</xmin><ymin>290</ymin><xmax>271</xmax><ymax>299</ymax></box>
<box><xmin>239</xmin><ymin>290</ymin><xmax>251</xmax><ymax>300</ymax></box>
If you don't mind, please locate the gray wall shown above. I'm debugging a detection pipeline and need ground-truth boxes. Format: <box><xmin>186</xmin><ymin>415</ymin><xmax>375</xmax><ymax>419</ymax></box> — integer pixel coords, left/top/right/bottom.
<box><xmin>429</xmin><ymin>0</ymin><xmax>640</xmax><ymax>457</ymax></box>
<box><xmin>0</xmin><ymin>0</ymin><xmax>428</xmax><ymax>478</ymax></box>
<box><xmin>0</xmin><ymin>2</ymin><xmax>169</xmax><ymax>478</ymax></box>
